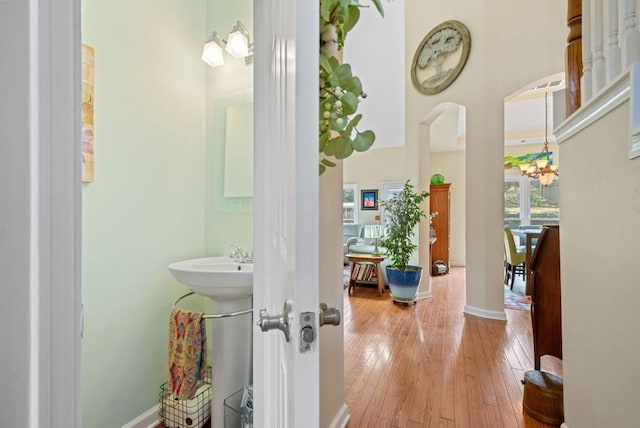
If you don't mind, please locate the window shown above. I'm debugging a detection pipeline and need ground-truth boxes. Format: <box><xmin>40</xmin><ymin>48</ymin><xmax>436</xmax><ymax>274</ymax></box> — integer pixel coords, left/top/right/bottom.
<box><xmin>504</xmin><ymin>176</ymin><xmax>559</xmax><ymax>228</ymax></box>
<box><xmin>343</xmin><ymin>183</ymin><xmax>358</xmax><ymax>224</ymax></box>
<box><xmin>380</xmin><ymin>181</ymin><xmax>405</xmax><ymax>226</ymax></box>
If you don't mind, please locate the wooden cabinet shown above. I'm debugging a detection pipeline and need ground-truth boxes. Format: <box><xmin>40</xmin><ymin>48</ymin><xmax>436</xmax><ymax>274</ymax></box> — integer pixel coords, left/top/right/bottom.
<box><xmin>429</xmin><ymin>183</ymin><xmax>451</xmax><ymax>275</ymax></box>
<box><xmin>530</xmin><ymin>225</ymin><xmax>562</xmax><ymax>369</ymax></box>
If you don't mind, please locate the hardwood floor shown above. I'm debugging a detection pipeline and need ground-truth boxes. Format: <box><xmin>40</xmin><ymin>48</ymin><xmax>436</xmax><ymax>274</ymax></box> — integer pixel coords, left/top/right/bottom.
<box><xmin>343</xmin><ymin>267</ymin><xmax>562</xmax><ymax>428</ymax></box>
<box><xmin>159</xmin><ymin>266</ymin><xmax>561</xmax><ymax>428</ymax></box>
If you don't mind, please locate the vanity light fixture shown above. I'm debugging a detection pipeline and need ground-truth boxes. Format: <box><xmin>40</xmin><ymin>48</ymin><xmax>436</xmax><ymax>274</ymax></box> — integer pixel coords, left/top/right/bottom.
<box><xmin>201</xmin><ymin>20</ymin><xmax>253</xmax><ymax>68</ymax></box>
<box><xmin>519</xmin><ymin>92</ymin><xmax>559</xmax><ymax>186</ymax></box>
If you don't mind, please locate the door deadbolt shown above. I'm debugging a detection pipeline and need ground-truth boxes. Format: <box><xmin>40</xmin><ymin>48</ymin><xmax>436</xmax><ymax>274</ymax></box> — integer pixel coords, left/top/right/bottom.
<box><xmin>319</xmin><ymin>303</ymin><xmax>341</xmax><ymax>327</ymax></box>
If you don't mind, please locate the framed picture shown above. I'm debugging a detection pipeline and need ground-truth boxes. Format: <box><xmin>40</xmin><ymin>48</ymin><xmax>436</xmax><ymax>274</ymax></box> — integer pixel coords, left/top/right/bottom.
<box><xmin>361</xmin><ymin>189</ymin><xmax>378</xmax><ymax>210</ymax></box>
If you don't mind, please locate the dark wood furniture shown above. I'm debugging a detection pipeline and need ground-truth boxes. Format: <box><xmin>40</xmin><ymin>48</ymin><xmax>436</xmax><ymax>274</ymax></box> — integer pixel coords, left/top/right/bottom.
<box><xmin>523</xmin><ymin>370</ymin><xmax>564</xmax><ymax>425</ymax></box>
<box><xmin>429</xmin><ymin>183</ymin><xmax>451</xmax><ymax>275</ymax></box>
<box><xmin>529</xmin><ymin>225</ymin><xmax>562</xmax><ymax>369</ymax></box>
<box><xmin>524</xmin><ymin>231</ymin><xmax>541</xmax><ymax>296</ymax></box>
<box><xmin>524</xmin><ymin>225</ymin><xmax>564</xmax><ymax>424</ymax></box>
<box><xmin>346</xmin><ymin>253</ymin><xmax>386</xmax><ymax>296</ymax></box>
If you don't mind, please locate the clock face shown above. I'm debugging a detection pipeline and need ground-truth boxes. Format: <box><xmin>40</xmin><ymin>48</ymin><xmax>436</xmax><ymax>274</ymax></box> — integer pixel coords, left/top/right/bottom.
<box><xmin>411</xmin><ymin>20</ymin><xmax>471</xmax><ymax>95</ymax></box>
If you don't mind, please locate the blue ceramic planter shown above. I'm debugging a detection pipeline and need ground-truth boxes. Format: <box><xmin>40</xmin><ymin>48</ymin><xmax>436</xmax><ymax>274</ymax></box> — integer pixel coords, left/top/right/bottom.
<box><xmin>386</xmin><ymin>266</ymin><xmax>423</xmax><ymax>303</ymax></box>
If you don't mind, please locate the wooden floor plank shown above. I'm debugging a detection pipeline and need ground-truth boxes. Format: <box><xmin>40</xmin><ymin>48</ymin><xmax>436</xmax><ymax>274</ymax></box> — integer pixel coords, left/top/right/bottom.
<box><xmin>344</xmin><ymin>267</ymin><xmax>561</xmax><ymax>428</ymax></box>
<box><xmin>158</xmin><ymin>267</ymin><xmax>562</xmax><ymax>428</ymax></box>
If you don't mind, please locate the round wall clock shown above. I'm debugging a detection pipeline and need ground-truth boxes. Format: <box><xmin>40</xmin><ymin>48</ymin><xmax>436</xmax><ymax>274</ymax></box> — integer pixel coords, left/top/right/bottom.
<box><xmin>411</xmin><ymin>20</ymin><xmax>471</xmax><ymax>95</ymax></box>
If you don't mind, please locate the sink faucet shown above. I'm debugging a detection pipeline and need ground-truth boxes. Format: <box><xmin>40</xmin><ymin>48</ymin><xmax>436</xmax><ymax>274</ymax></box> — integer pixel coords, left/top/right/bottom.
<box><xmin>230</xmin><ymin>245</ymin><xmax>253</xmax><ymax>263</ymax></box>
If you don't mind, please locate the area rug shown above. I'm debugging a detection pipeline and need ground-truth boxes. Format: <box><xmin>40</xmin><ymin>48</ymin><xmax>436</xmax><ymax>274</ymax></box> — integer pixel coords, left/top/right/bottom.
<box><xmin>348</xmin><ymin>264</ymin><xmax>531</xmax><ymax>310</ymax></box>
<box><xmin>504</xmin><ymin>286</ymin><xmax>531</xmax><ymax>311</ymax></box>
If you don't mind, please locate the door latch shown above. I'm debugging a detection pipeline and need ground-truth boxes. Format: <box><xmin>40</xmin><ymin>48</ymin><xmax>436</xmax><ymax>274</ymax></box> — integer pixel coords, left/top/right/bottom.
<box><xmin>299</xmin><ymin>312</ymin><xmax>316</xmax><ymax>353</ymax></box>
<box><xmin>257</xmin><ymin>301</ymin><xmax>292</xmax><ymax>342</ymax></box>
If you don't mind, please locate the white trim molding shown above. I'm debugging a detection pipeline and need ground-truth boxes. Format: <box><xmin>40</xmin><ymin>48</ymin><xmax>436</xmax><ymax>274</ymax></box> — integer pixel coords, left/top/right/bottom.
<box><xmin>555</xmin><ymin>68</ymin><xmax>630</xmax><ymax>144</ymax></box>
<box><xmin>463</xmin><ymin>305</ymin><xmax>507</xmax><ymax>321</ymax></box>
<box><xmin>121</xmin><ymin>404</ymin><xmax>160</xmax><ymax>428</ymax></box>
<box><xmin>561</xmin><ymin>423</ymin><xmax>570</xmax><ymax>428</ymax></box>
<box><xmin>32</xmin><ymin>0</ymin><xmax>83</xmax><ymax>427</ymax></box>
<box><xmin>327</xmin><ymin>403</ymin><xmax>350</xmax><ymax>428</ymax></box>
<box><xmin>627</xmin><ymin>61</ymin><xmax>640</xmax><ymax>158</ymax></box>
<box><xmin>417</xmin><ymin>290</ymin><xmax>433</xmax><ymax>300</ymax></box>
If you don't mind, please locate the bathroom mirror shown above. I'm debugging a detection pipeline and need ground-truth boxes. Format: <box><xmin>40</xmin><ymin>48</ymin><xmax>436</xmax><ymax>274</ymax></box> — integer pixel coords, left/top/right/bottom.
<box><xmin>207</xmin><ymin>87</ymin><xmax>253</xmax><ymax>212</ymax></box>
<box><xmin>223</xmin><ymin>102</ymin><xmax>253</xmax><ymax>198</ymax></box>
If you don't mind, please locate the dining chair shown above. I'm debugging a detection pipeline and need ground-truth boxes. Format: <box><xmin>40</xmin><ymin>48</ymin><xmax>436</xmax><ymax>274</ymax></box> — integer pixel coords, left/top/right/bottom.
<box><xmin>504</xmin><ymin>226</ymin><xmax>526</xmax><ymax>289</ymax></box>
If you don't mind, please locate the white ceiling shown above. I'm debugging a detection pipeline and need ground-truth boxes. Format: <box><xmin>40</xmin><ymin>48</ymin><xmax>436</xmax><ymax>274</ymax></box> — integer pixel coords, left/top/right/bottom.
<box><xmin>429</xmin><ymin>73</ymin><xmax>566</xmax><ymax>152</ymax></box>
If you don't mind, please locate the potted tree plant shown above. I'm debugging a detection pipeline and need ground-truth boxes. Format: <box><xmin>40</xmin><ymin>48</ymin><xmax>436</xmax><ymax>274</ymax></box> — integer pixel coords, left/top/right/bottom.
<box><xmin>379</xmin><ymin>180</ymin><xmax>430</xmax><ymax>304</ymax></box>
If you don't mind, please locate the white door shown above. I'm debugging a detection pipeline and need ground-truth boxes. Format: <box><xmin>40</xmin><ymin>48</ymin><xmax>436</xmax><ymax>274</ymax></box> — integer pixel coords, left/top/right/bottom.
<box><xmin>252</xmin><ymin>0</ymin><xmax>321</xmax><ymax>427</ymax></box>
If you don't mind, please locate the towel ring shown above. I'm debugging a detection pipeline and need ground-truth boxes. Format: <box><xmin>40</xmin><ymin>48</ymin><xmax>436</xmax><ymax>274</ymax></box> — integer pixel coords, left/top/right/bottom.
<box><xmin>172</xmin><ymin>292</ymin><xmax>253</xmax><ymax>319</ymax></box>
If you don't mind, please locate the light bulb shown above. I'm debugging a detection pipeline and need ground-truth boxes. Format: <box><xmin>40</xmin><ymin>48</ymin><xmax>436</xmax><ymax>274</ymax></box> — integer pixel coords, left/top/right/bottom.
<box><xmin>539</xmin><ymin>173</ymin><xmax>554</xmax><ymax>186</ymax></box>
<box><xmin>226</xmin><ymin>26</ymin><xmax>249</xmax><ymax>58</ymax></box>
<box><xmin>201</xmin><ymin>37</ymin><xmax>224</xmax><ymax>67</ymax></box>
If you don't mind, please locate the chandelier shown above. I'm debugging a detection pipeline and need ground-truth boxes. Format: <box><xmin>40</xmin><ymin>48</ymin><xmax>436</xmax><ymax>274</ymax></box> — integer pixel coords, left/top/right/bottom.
<box><xmin>519</xmin><ymin>92</ymin><xmax>559</xmax><ymax>186</ymax></box>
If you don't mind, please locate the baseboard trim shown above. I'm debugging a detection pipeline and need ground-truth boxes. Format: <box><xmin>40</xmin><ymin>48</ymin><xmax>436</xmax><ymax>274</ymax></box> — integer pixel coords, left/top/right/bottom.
<box><xmin>122</xmin><ymin>404</ymin><xmax>159</xmax><ymax>428</ymax></box>
<box><xmin>327</xmin><ymin>403</ymin><xmax>350</xmax><ymax>428</ymax></box>
<box><xmin>417</xmin><ymin>290</ymin><xmax>432</xmax><ymax>300</ymax></box>
<box><xmin>463</xmin><ymin>305</ymin><xmax>507</xmax><ymax>321</ymax></box>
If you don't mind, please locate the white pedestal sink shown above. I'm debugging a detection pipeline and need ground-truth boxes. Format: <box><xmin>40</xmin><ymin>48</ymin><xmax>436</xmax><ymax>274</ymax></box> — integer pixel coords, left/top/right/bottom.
<box><xmin>168</xmin><ymin>256</ymin><xmax>253</xmax><ymax>428</ymax></box>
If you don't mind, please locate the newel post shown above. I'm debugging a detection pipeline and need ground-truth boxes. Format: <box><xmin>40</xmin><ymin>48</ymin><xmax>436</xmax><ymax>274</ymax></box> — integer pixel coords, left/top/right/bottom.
<box><xmin>566</xmin><ymin>0</ymin><xmax>583</xmax><ymax>115</ymax></box>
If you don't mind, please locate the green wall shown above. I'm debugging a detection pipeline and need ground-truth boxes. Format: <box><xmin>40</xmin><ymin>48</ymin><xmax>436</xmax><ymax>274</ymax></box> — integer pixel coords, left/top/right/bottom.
<box><xmin>204</xmin><ymin>0</ymin><xmax>254</xmax><ymax>257</ymax></box>
<box><xmin>81</xmin><ymin>0</ymin><xmax>207</xmax><ymax>426</ymax></box>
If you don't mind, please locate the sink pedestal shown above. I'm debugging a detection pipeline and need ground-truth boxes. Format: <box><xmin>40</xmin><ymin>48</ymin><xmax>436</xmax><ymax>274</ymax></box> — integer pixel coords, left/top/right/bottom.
<box><xmin>167</xmin><ymin>257</ymin><xmax>254</xmax><ymax>428</ymax></box>
<box><xmin>209</xmin><ymin>296</ymin><xmax>252</xmax><ymax>428</ymax></box>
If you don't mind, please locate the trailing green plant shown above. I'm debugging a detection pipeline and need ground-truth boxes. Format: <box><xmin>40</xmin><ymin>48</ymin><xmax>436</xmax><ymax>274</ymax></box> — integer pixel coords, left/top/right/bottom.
<box><xmin>319</xmin><ymin>0</ymin><xmax>384</xmax><ymax>174</ymax></box>
<box><xmin>379</xmin><ymin>181</ymin><xmax>430</xmax><ymax>271</ymax></box>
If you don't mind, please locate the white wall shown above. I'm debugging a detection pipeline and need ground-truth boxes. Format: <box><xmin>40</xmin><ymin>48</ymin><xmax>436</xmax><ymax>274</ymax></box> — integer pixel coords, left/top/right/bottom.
<box><xmin>343</xmin><ymin>146</ymin><xmax>408</xmax><ymax>224</ymax></box>
<box><xmin>319</xmin><ymin>163</ymin><xmax>348</xmax><ymax>428</ymax></box>
<box><xmin>406</xmin><ymin>0</ymin><xmax>566</xmax><ymax>315</ymax></box>
<box><xmin>343</xmin><ymin>0</ymin><xmax>405</xmax><ymax>149</ymax></box>
<box><xmin>559</xmin><ymin>100</ymin><xmax>640</xmax><ymax>427</ymax></box>
<box><xmin>81</xmin><ymin>1</ymin><xmax>207</xmax><ymax>426</ymax></box>
<box><xmin>0</xmin><ymin>2</ymin><xmax>30</xmax><ymax>426</ymax></box>
<box><xmin>345</xmin><ymin>0</ymin><xmax>566</xmax><ymax>314</ymax></box>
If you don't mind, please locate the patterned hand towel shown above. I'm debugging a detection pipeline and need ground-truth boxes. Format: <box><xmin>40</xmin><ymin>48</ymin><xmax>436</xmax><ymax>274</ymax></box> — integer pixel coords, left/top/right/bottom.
<box><xmin>168</xmin><ymin>308</ymin><xmax>208</xmax><ymax>400</ymax></box>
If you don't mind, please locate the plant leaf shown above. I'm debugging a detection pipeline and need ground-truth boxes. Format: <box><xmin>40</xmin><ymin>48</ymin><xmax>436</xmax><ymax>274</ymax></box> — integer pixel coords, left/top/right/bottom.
<box><xmin>340</xmin><ymin>92</ymin><xmax>358</xmax><ymax>115</ymax></box>
<box><xmin>344</xmin><ymin>6</ymin><xmax>360</xmax><ymax>33</ymax></box>
<box><xmin>325</xmin><ymin>134</ymin><xmax>348</xmax><ymax>156</ymax></box>
<box><xmin>342</xmin><ymin>75</ymin><xmax>362</xmax><ymax>95</ymax></box>
<box><xmin>320</xmin><ymin>0</ymin><xmax>333</xmax><ymax>21</ymax></box>
<box><xmin>329</xmin><ymin>114</ymin><xmax>348</xmax><ymax>131</ymax></box>
<box><xmin>334</xmin><ymin>63</ymin><xmax>354</xmax><ymax>85</ymax></box>
<box><xmin>319</xmin><ymin>130</ymin><xmax>330</xmax><ymax>152</ymax></box>
<box><xmin>334</xmin><ymin>139</ymin><xmax>354</xmax><ymax>159</ymax></box>
<box><xmin>319</xmin><ymin>53</ymin><xmax>333</xmax><ymax>74</ymax></box>
<box><xmin>319</xmin><ymin>163</ymin><xmax>326</xmax><ymax>175</ymax></box>
<box><xmin>328</xmin><ymin>56</ymin><xmax>340</xmax><ymax>69</ymax></box>
<box><xmin>343</xmin><ymin>113</ymin><xmax>362</xmax><ymax>136</ymax></box>
<box><xmin>321</xmin><ymin>158</ymin><xmax>337</xmax><ymax>167</ymax></box>
<box><xmin>370</xmin><ymin>0</ymin><xmax>385</xmax><ymax>17</ymax></box>
<box><xmin>352</xmin><ymin>130</ymin><xmax>375</xmax><ymax>151</ymax></box>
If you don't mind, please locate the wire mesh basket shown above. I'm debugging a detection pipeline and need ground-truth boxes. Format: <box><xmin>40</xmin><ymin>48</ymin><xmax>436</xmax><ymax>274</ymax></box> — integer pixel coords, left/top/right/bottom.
<box><xmin>159</xmin><ymin>367</ymin><xmax>212</xmax><ymax>428</ymax></box>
